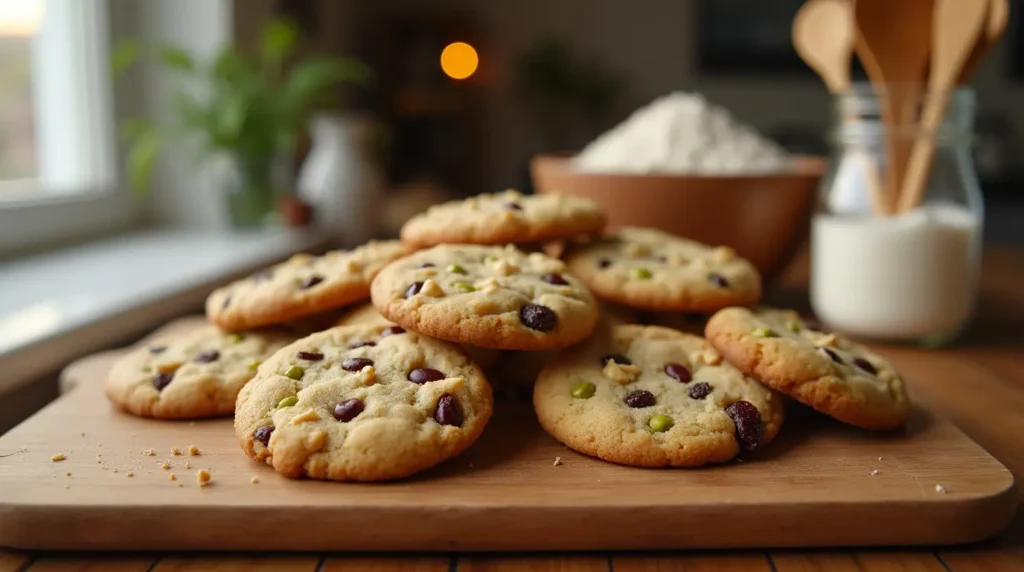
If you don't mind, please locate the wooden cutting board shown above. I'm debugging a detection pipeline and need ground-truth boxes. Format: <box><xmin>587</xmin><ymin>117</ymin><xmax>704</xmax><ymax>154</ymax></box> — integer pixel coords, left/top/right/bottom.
<box><xmin>0</xmin><ymin>317</ymin><xmax>1015</xmax><ymax>552</ymax></box>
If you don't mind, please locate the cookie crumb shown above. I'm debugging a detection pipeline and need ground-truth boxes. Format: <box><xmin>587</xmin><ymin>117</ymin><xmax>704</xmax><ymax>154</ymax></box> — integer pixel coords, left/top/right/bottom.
<box><xmin>171</xmin><ymin>447</ymin><xmax>182</xmax><ymax>456</ymax></box>
<box><xmin>878</xmin><ymin>457</ymin><xmax>884</xmax><ymax>461</ymax></box>
<box><xmin>935</xmin><ymin>484</ymin><xmax>947</xmax><ymax>494</ymax></box>
<box><xmin>113</xmin><ymin>468</ymin><xmax>118</xmax><ymax>473</ymax></box>
<box><xmin>468</xmin><ymin>462</ymin><xmax>474</xmax><ymax>469</ymax></box>
<box><xmin>553</xmin><ymin>456</ymin><xmax>562</xmax><ymax>467</ymax></box>
<box><xmin>184</xmin><ymin>460</ymin><xmax>191</xmax><ymax>470</ymax></box>
<box><xmin>250</xmin><ymin>476</ymin><xmax>259</xmax><ymax>484</ymax></box>
<box><xmin>188</xmin><ymin>445</ymin><xmax>200</xmax><ymax>456</ymax></box>
<box><xmin>143</xmin><ymin>448</ymin><xmax>156</xmax><ymax>456</ymax></box>
<box><xmin>161</xmin><ymin>461</ymin><xmax>171</xmax><ymax>470</ymax></box>
<box><xmin>80</xmin><ymin>432</ymin><xmax>86</xmax><ymax>437</ymax></box>
<box><xmin>65</xmin><ymin>485</ymin><xmax>70</xmax><ymax>489</ymax></box>
<box><xmin>177</xmin><ymin>483</ymin><xmax>183</xmax><ymax>488</ymax></box>
<box><xmin>197</xmin><ymin>469</ymin><xmax>211</xmax><ymax>487</ymax></box>
<box><xmin>169</xmin><ymin>473</ymin><xmax>176</xmax><ymax>481</ymax></box>
<box><xmin>126</xmin><ymin>470</ymin><xmax>134</xmax><ymax>477</ymax></box>
<box><xmin>51</xmin><ymin>453</ymin><xmax>66</xmax><ymax>462</ymax></box>
<box><xmin>870</xmin><ymin>469</ymin><xmax>880</xmax><ymax>476</ymax></box>
<box><xmin>65</xmin><ymin>471</ymin><xmax>72</xmax><ymax>477</ymax></box>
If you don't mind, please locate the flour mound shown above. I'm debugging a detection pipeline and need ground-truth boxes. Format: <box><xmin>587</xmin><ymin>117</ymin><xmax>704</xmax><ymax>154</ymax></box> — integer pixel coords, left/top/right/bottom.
<box><xmin>574</xmin><ymin>91</ymin><xmax>793</xmax><ymax>175</ymax></box>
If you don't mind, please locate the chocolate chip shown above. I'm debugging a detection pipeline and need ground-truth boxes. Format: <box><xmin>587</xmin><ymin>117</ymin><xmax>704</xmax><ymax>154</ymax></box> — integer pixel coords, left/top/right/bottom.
<box><xmin>542</xmin><ymin>273</ymin><xmax>569</xmax><ymax>285</ymax></box>
<box><xmin>505</xmin><ymin>202</ymin><xmax>523</xmax><ymax>211</ymax></box>
<box><xmin>251</xmin><ymin>269</ymin><xmax>274</xmax><ymax>282</ymax></box>
<box><xmin>709</xmin><ymin>273</ymin><xmax>730</xmax><ymax>288</ymax></box>
<box><xmin>689</xmin><ymin>382</ymin><xmax>712</xmax><ymax>400</ymax></box>
<box><xmin>597</xmin><ymin>258</ymin><xmax>612</xmax><ymax>269</ymax></box>
<box><xmin>664</xmin><ymin>363</ymin><xmax>692</xmax><ymax>383</ymax></box>
<box><xmin>333</xmin><ymin>399</ymin><xmax>364</xmax><ymax>422</ymax></box>
<box><xmin>380</xmin><ymin>326</ymin><xmax>405</xmax><ymax>338</ymax></box>
<box><xmin>408</xmin><ymin>368</ymin><xmax>445</xmax><ymax>384</ymax></box>
<box><xmin>820</xmin><ymin>347</ymin><xmax>843</xmax><ymax>364</ymax></box>
<box><xmin>853</xmin><ymin>357</ymin><xmax>877</xmax><ymax>375</ymax></box>
<box><xmin>253</xmin><ymin>425</ymin><xmax>274</xmax><ymax>445</ymax></box>
<box><xmin>153</xmin><ymin>372</ymin><xmax>174</xmax><ymax>390</ymax></box>
<box><xmin>725</xmin><ymin>400</ymin><xmax>764</xmax><ymax>452</ymax></box>
<box><xmin>519</xmin><ymin>303</ymin><xmax>557</xmax><ymax>332</ymax></box>
<box><xmin>194</xmin><ymin>350</ymin><xmax>220</xmax><ymax>363</ymax></box>
<box><xmin>299</xmin><ymin>275</ymin><xmax>324</xmax><ymax>289</ymax></box>
<box><xmin>405</xmin><ymin>281</ymin><xmax>424</xmax><ymax>298</ymax></box>
<box><xmin>342</xmin><ymin>358</ymin><xmax>374</xmax><ymax>372</ymax></box>
<box><xmin>297</xmin><ymin>351</ymin><xmax>324</xmax><ymax>361</ymax></box>
<box><xmin>149</xmin><ymin>346</ymin><xmax>166</xmax><ymax>354</ymax></box>
<box><xmin>419</xmin><ymin>263</ymin><xmax>436</xmax><ymax>268</ymax></box>
<box><xmin>603</xmin><ymin>354</ymin><xmax>632</xmax><ymax>366</ymax></box>
<box><xmin>624</xmin><ymin>390</ymin><xmax>656</xmax><ymax>408</ymax></box>
<box><xmin>350</xmin><ymin>341</ymin><xmax>376</xmax><ymax>349</ymax></box>
<box><xmin>434</xmin><ymin>394</ymin><xmax>463</xmax><ymax>426</ymax></box>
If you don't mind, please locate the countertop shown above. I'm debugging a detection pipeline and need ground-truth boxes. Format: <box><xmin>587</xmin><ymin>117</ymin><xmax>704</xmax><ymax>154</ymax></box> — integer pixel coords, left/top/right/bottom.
<box><xmin>1</xmin><ymin>245</ymin><xmax>1022</xmax><ymax>571</ymax></box>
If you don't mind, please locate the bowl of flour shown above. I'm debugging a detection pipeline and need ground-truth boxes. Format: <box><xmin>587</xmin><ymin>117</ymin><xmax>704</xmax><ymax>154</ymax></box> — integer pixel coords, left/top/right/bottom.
<box><xmin>530</xmin><ymin>91</ymin><xmax>825</xmax><ymax>283</ymax></box>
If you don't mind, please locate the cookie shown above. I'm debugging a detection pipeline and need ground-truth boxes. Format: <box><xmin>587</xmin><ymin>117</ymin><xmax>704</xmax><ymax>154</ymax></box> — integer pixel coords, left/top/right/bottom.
<box><xmin>399</xmin><ymin>189</ymin><xmax>607</xmax><ymax>249</ymax></box>
<box><xmin>234</xmin><ymin>323</ymin><xmax>493</xmax><ymax>481</ymax></box>
<box><xmin>336</xmin><ymin>302</ymin><xmax>501</xmax><ymax>369</ymax></box>
<box><xmin>105</xmin><ymin>324</ymin><xmax>295</xmax><ymax>419</ymax></box>
<box><xmin>533</xmin><ymin>324</ymin><xmax>784</xmax><ymax>467</ymax></box>
<box><xmin>565</xmin><ymin>227</ymin><xmax>761</xmax><ymax>312</ymax></box>
<box><xmin>206</xmin><ymin>240</ymin><xmax>409</xmax><ymax>332</ymax></box>
<box><xmin>371</xmin><ymin>244</ymin><xmax>599</xmax><ymax>350</ymax></box>
<box><xmin>705</xmin><ymin>307</ymin><xmax>910</xmax><ymax>430</ymax></box>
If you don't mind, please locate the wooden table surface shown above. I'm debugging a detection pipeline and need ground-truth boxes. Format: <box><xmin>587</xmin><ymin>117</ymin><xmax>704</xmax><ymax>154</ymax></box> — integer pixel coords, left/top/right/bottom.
<box><xmin>2</xmin><ymin>245</ymin><xmax>1023</xmax><ymax>572</ymax></box>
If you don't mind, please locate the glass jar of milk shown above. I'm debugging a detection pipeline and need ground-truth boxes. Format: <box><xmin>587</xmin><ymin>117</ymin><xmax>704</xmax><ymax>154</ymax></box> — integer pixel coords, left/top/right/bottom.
<box><xmin>811</xmin><ymin>85</ymin><xmax>983</xmax><ymax>346</ymax></box>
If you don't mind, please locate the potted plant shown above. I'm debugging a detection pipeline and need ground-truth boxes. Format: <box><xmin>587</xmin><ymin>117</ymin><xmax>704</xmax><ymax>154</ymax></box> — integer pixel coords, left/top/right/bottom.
<box><xmin>114</xmin><ymin>18</ymin><xmax>372</xmax><ymax>227</ymax></box>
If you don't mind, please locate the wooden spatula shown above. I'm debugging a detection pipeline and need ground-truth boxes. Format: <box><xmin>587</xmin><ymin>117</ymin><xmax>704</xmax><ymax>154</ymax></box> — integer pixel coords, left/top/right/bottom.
<box><xmin>959</xmin><ymin>0</ymin><xmax>1008</xmax><ymax>84</ymax></box>
<box><xmin>853</xmin><ymin>0</ymin><xmax>934</xmax><ymax>216</ymax></box>
<box><xmin>792</xmin><ymin>0</ymin><xmax>855</xmax><ymax>93</ymax></box>
<box><xmin>897</xmin><ymin>0</ymin><xmax>990</xmax><ymax>214</ymax></box>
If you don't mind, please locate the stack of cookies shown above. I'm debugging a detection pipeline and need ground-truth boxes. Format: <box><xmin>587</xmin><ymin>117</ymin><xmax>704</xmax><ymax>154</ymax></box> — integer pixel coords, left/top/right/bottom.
<box><xmin>104</xmin><ymin>189</ymin><xmax>912</xmax><ymax>482</ymax></box>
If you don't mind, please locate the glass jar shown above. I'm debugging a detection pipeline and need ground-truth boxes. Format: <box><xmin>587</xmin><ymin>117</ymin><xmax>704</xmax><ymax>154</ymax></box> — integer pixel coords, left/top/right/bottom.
<box><xmin>810</xmin><ymin>85</ymin><xmax>984</xmax><ymax>346</ymax></box>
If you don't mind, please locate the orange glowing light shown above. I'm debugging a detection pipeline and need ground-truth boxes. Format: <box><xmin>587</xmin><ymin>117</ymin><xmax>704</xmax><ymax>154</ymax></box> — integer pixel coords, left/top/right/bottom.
<box><xmin>440</xmin><ymin>42</ymin><xmax>478</xmax><ymax>80</ymax></box>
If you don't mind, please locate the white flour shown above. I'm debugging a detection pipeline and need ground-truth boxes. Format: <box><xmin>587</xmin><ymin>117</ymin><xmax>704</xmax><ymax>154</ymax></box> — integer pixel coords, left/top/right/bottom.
<box><xmin>574</xmin><ymin>91</ymin><xmax>793</xmax><ymax>175</ymax></box>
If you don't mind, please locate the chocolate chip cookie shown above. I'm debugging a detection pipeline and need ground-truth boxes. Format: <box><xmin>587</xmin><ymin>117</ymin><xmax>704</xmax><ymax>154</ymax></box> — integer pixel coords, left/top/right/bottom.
<box><xmin>336</xmin><ymin>302</ymin><xmax>501</xmax><ymax>369</ymax></box>
<box><xmin>371</xmin><ymin>244</ymin><xmax>599</xmax><ymax>350</ymax></box>
<box><xmin>105</xmin><ymin>324</ymin><xmax>295</xmax><ymax>419</ymax></box>
<box><xmin>207</xmin><ymin>240</ymin><xmax>409</xmax><ymax>332</ymax></box>
<box><xmin>399</xmin><ymin>189</ymin><xmax>606</xmax><ymax>249</ymax></box>
<box><xmin>533</xmin><ymin>324</ymin><xmax>784</xmax><ymax>467</ymax></box>
<box><xmin>705</xmin><ymin>307</ymin><xmax>910</xmax><ymax>430</ymax></box>
<box><xmin>235</xmin><ymin>323</ymin><xmax>493</xmax><ymax>481</ymax></box>
<box><xmin>565</xmin><ymin>227</ymin><xmax>761</xmax><ymax>312</ymax></box>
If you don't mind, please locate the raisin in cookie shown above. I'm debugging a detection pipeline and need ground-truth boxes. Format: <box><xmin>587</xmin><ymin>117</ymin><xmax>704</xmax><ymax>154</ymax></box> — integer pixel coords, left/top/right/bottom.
<box><xmin>336</xmin><ymin>302</ymin><xmax>501</xmax><ymax>369</ymax></box>
<box><xmin>105</xmin><ymin>324</ymin><xmax>295</xmax><ymax>419</ymax></box>
<box><xmin>207</xmin><ymin>240</ymin><xmax>409</xmax><ymax>332</ymax></box>
<box><xmin>533</xmin><ymin>324</ymin><xmax>784</xmax><ymax>467</ymax></box>
<box><xmin>565</xmin><ymin>227</ymin><xmax>761</xmax><ymax>312</ymax></box>
<box><xmin>371</xmin><ymin>244</ymin><xmax>599</xmax><ymax>350</ymax></box>
<box><xmin>705</xmin><ymin>307</ymin><xmax>910</xmax><ymax>430</ymax></box>
<box><xmin>400</xmin><ymin>189</ymin><xmax>606</xmax><ymax>249</ymax></box>
<box><xmin>235</xmin><ymin>323</ymin><xmax>493</xmax><ymax>481</ymax></box>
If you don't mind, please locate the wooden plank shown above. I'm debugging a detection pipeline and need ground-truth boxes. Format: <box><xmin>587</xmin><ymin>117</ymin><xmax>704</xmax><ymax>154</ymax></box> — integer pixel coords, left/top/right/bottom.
<box><xmin>28</xmin><ymin>556</ymin><xmax>155</xmax><ymax>571</ymax></box>
<box><xmin>154</xmin><ymin>556</ymin><xmax>321</xmax><ymax>571</ymax></box>
<box><xmin>614</xmin><ymin>553</ymin><xmax>771</xmax><ymax>571</ymax></box>
<box><xmin>771</xmin><ymin>551</ymin><xmax>947</xmax><ymax>571</ymax></box>
<box><xmin>321</xmin><ymin>555</ymin><xmax>451</xmax><ymax>571</ymax></box>
<box><xmin>938</xmin><ymin>507</ymin><xmax>1024</xmax><ymax>571</ymax></box>
<box><xmin>459</xmin><ymin>555</ymin><xmax>608</xmax><ymax>571</ymax></box>
<box><xmin>0</xmin><ymin>549</ymin><xmax>32</xmax><ymax>572</ymax></box>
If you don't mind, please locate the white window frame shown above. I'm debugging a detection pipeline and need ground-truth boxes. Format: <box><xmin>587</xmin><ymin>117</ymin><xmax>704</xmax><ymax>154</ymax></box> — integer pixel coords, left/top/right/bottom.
<box><xmin>0</xmin><ymin>0</ymin><xmax>137</xmax><ymax>256</ymax></box>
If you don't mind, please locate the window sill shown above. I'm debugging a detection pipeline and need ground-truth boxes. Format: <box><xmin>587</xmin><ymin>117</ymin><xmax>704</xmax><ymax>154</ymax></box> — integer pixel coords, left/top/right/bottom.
<box><xmin>0</xmin><ymin>227</ymin><xmax>329</xmax><ymax>397</ymax></box>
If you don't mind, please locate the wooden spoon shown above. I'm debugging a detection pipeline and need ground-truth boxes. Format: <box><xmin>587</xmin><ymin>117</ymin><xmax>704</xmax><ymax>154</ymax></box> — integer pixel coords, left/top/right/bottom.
<box><xmin>853</xmin><ymin>0</ymin><xmax>934</xmax><ymax>216</ymax></box>
<box><xmin>792</xmin><ymin>0</ymin><xmax>854</xmax><ymax>93</ymax></box>
<box><xmin>897</xmin><ymin>0</ymin><xmax>990</xmax><ymax>214</ymax></box>
<box><xmin>959</xmin><ymin>0</ymin><xmax>1009</xmax><ymax>84</ymax></box>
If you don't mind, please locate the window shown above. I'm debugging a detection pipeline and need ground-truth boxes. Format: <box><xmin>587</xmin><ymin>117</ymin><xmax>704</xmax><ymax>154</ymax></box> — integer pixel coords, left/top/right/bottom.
<box><xmin>0</xmin><ymin>0</ymin><xmax>132</xmax><ymax>255</ymax></box>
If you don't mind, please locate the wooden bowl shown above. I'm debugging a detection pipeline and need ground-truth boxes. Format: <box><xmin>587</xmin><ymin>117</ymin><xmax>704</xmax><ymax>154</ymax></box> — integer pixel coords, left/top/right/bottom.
<box><xmin>530</xmin><ymin>154</ymin><xmax>826</xmax><ymax>285</ymax></box>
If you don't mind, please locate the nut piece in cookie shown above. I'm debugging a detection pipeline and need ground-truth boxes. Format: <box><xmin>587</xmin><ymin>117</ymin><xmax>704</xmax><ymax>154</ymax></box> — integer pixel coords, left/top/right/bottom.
<box><xmin>565</xmin><ymin>227</ymin><xmax>761</xmax><ymax>313</ymax></box>
<box><xmin>533</xmin><ymin>324</ymin><xmax>784</xmax><ymax>467</ymax></box>
<box><xmin>400</xmin><ymin>189</ymin><xmax>606</xmax><ymax>248</ymax></box>
<box><xmin>371</xmin><ymin>244</ymin><xmax>599</xmax><ymax>350</ymax></box>
<box><xmin>705</xmin><ymin>306</ymin><xmax>911</xmax><ymax>430</ymax></box>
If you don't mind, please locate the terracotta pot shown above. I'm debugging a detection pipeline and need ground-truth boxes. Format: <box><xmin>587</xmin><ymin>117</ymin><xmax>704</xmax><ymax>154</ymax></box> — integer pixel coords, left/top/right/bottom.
<box><xmin>530</xmin><ymin>154</ymin><xmax>826</xmax><ymax>285</ymax></box>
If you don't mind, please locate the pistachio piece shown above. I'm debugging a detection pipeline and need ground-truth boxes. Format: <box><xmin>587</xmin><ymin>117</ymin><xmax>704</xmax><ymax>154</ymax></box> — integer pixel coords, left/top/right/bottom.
<box><xmin>631</xmin><ymin>267</ymin><xmax>653</xmax><ymax>280</ymax></box>
<box><xmin>453</xmin><ymin>282</ymin><xmax>475</xmax><ymax>293</ymax></box>
<box><xmin>277</xmin><ymin>396</ymin><xmax>298</xmax><ymax>408</ymax></box>
<box><xmin>229</xmin><ymin>333</ymin><xmax>245</xmax><ymax>344</ymax></box>
<box><xmin>786</xmin><ymin>320</ymin><xmax>802</xmax><ymax>333</ymax></box>
<box><xmin>570</xmin><ymin>381</ymin><xmax>596</xmax><ymax>399</ymax></box>
<box><xmin>284</xmin><ymin>365</ymin><xmax>305</xmax><ymax>380</ymax></box>
<box><xmin>447</xmin><ymin>263</ymin><xmax>468</xmax><ymax>275</ymax></box>
<box><xmin>752</xmin><ymin>328</ymin><xmax>778</xmax><ymax>338</ymax></box>
<box><xmin>649</xmin><ymin>414</ymin><xmax>674</xmax><ymax>432</ymax></box>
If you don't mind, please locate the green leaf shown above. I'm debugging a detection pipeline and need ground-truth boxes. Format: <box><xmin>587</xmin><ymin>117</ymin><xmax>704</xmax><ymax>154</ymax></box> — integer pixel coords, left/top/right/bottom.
<box><xmin>260</xmin><ymin>18</ymin><xmax>298</xmax><ymax>66</ymax></box>
<box><xmin>216</xmin><ymin>96</ymin><xmax>247</xmax><ymax>142</ymax></box>
<box><xmin>118</xmin><ymin>117</ymin><xmax>154</xmax><ymax>142</ymax></box>
<box><xmin>159</xmin><ymin>45</ymin><xmax>195</xmax><ymax>73</ymax></box>
<box><xmin>127</xmin><ymin>131</ymin><xmax>162</xmax><ymax>195</ymax></box>
<box><xmin>283</xmin><ymin>57</ymin><xmax>372</xmax><ymax>104</ymax></box>
<box><xmin>111</xmin><ymin>40</ymin><xmax>141</xmax><ymax>77</ymax></box>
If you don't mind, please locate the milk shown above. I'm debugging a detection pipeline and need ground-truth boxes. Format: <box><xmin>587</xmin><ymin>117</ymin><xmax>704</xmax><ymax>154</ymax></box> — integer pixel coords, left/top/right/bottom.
<box><xmin>810</xmin><ymin>203</ymin><xmax>981</xmax><ymax>341</ymax></box>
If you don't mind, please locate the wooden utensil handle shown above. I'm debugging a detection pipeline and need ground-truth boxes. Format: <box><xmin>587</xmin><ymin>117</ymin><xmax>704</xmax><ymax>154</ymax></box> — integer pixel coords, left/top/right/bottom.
<box><xmin>898</xmin><ymin>93</ymin><xmax>950</xmax><ymax>213</ymax></box>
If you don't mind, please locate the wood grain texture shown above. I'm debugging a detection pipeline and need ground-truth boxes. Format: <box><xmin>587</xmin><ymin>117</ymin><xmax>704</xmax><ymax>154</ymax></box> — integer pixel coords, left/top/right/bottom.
<box><xmin>27</xmin><ymin>556</ymin><xmax>155</xmax><ymax>571</ymax></box>
<box><xmin>614</xmin><ymin>553</ymin><xmax>771</xmax><ymax>571</ymax></box>
<box><xmin>0</xmin><ymin>316</ymin><xmax>1016</xmax><ymax>552</ymax></box>
<box><xmin>0</xmin><ymin>549</ymin><xmax>32</xmax><ymax>572</ymax></box>
<box><xmin>321</xmin><ymin>556</ymin><xmax>451</xmax><ymax>571</ymax></box>
<box><xmin>459</xmin><ymin>555</ymin><xmax>608</xmax><ymax>571</ymax></box>
<box><xmin>771</xmin><ymin>551</ymin><xmax>946</xmax><ymax>571</ymax></box>
<box><xmin>153</xmin><ymin>555</ymin><xmax>321</xmax><ymax>571</ymax></box>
